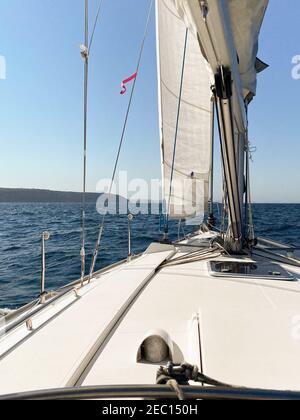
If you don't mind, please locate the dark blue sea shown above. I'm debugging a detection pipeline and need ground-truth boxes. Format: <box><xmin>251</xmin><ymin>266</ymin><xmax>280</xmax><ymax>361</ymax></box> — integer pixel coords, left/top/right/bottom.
<box><xmin>0</xmin><ymin>203</ymin><xmax>299</xmax><ymax>309</ymax></box>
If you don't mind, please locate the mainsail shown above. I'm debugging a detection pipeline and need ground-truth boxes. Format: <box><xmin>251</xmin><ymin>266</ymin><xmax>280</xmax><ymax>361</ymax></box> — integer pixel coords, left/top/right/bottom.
<box><xmin>156</xmin><ymin>0</ymin><xmax>214</xmax><ymax>221</ymax></box>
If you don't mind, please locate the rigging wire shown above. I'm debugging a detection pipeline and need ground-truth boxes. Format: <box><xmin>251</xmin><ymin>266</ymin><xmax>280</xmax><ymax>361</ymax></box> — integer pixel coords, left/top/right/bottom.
<box><xmin>89</xmin><ymin>0</ymin><xmax>104</xmax><ymax>54</ymax></box>
<box><xmin>244</xmin><ymin>106</ymin><xmax>255</xmax><ymax>243</ymax></box>
<box><xmin>208</xmin><ymin>94</ymin><xmax>215</xmax><ymax>226</ymax></box>
<box><xmin>177</xmin><ymin>219</ymin><xmax>187</xmax><ymax>241</ymax></box>
<box><xmin>78</xmin><ymin>0</ymin><xmax>105</xmax><ymax>284</ymax></box>
<box><xmin>162</xmin><ymin>251</ymin><xmax>221</xmax><ymax>268</ymax></box>
<box><xmin>246</xmin><ymin>139</ymin><xmax>255</xmax><ymax>241</ymax></box>
<box><xmin>80</xmin><ymin>0</ymin><xmax>89</xmax><ymax>285</ymax></box>
<box><xmin>212</xmin><ymin>88</ymin><xmax>229</xmax><ymax>240</ymax></box>
<box><xmin>88</xmin><ymin>0</ymin><xmax>154</xmax><ymax>279</ymax></box>
<box><xmin>243</xmin><ymin>108</ymin><xmax>250</xmax><ymax>241</ymax></box>
<box><xmin>164</xmin><ymin>28</ymin><xmax>189</xmax><ymax>240</ymax></box>
<box><xmin>220</xmin><ymin>179</ymin><xmax>228</xmax><ymax>238</ymax></box>
<box><xmin>163</xmin><ymin>246</ymin><xmax>219</xmax><ymax>264</ymax></box>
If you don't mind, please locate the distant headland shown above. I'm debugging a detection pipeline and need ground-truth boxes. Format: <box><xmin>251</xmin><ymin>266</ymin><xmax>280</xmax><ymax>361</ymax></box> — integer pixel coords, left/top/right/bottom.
<box><xmin>0</xmin><ymin>188</ymin><xmax>104</xmax><ymax>203</ymax></box>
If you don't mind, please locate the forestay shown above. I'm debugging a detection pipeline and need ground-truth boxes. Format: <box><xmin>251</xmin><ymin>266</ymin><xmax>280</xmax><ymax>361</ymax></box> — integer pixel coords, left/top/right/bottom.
<box><xmin>156</xmin><ymin>0</ymin><xmax>214</xmax><ymax>221</ymax></box>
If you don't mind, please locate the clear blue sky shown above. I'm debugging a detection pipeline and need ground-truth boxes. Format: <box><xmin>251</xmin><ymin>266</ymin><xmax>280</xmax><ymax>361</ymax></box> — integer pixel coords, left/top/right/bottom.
<box><xmin>0</xmin><ymin>0</ymin><xmax>299</xmax><ymax>203</ymax></box>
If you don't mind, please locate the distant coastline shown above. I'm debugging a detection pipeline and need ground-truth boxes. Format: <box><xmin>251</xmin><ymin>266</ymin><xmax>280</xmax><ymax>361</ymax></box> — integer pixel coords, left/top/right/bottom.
<box><xmin>0</xmin><ymin>188</ymin><xmax>103</xmax><ymax>203</ymax></box>
<box><xmin>0</xmin><ymin>189</ymin><xmax>298</xmax><ymax>204</ymax></box>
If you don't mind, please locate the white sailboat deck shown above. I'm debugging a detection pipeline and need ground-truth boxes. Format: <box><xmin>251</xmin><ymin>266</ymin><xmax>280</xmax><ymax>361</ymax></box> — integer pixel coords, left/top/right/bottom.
<box><xmin>0</xmin><ymin>231</ymin><xmax>300</xmax><ymax>396</ymax></box>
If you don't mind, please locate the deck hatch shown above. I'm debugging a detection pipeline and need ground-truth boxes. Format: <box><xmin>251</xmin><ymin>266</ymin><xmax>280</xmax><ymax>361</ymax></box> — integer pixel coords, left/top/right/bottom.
<box><xmin>209</xmin><ymin>261</ymin><xmax>296</xmax><ymax>281</ymax></box>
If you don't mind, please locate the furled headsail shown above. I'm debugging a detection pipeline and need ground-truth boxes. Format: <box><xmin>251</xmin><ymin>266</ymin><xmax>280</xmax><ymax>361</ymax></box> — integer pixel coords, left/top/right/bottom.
<box><xmin>176</xmin><ymin>0</ymin><xmax>269</xmax><ymax>103</ymax></box>
<box><xmin>227</xmin><ymin>0</ymin><xmax>269</xmax><ymax>102</ymax></box>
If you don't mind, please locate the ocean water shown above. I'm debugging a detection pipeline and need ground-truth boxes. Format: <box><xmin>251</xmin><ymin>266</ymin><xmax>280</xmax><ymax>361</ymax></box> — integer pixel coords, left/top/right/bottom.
<box><xmin>0</xmin><ymin>203</ymin><xmax>299</xmax><ymax>309</ymax></box>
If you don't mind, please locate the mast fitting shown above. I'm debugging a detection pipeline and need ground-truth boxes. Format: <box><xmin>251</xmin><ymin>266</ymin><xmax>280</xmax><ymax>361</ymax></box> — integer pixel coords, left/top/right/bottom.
<box><xmin>80</xmin><ymin>44</ymin><xmax>89</xmax><ymax>60</ymax></box>
<box><xmin>199</xmin><ymin>1</ymin><xmax>209</xmax><ymax>21</ymax></box>
<box><xmin>215</xmin><ymin>67</ymin><xmax>232</xmax><ymax>100</ymax></box>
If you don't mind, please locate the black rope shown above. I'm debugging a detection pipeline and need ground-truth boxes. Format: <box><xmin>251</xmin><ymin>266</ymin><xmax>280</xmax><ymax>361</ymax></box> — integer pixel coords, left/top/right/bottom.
<box><xmin>157</xmin><ymin>362</ymin><xmax>232</xmax><ymax>388</ymax></box>
<box><xmin>164</xmin><ymin>28</ymin><xmax>189</xmax><ymax>239</ymax></box>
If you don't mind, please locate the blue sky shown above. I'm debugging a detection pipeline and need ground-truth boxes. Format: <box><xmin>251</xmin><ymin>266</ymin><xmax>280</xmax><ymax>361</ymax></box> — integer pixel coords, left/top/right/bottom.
<box><xmin>0</xmin><ymin>0</ymin><xmax>299</xmax><ymax>203</ymax></box>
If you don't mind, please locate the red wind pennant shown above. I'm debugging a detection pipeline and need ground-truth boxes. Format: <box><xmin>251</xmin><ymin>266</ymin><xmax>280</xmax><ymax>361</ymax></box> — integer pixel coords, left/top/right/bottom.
<box><xmin>120</xmin><ymin>72</ymin><xmax>138</xmax><ymax>95</ymax></box>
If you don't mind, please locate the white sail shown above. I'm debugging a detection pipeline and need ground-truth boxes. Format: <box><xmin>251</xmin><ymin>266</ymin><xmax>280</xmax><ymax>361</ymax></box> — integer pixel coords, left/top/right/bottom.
<box><xmin>156</xmin><ymin>0</ymin><xmax>214</xmax><ymax>221</ymax></box>
<box><xmin>228</xmin><ymin>0</ymin><xmax>269</xmax><ymax>101</ymax></box>
<box><xmin>174</xmin><ymin>0</ymin><xmax>269</xmax><ymax>106</ymax></box>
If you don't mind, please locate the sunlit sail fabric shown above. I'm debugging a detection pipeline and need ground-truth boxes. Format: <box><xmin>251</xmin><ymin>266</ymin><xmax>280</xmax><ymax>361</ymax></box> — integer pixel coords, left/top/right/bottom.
<box><xmin>228</xmin><ymin>0</ymin><xmax>269</xmax><ymax>100</ymax></box>
<box><xmin>156</xmin><ymin>0</ymin><xmax>214</xmax><ymax>221</ymax></box>
<box><xmin>174</xmin><ymin>0</ymin><xmax>269</xmax><ymax>102</ymax></box>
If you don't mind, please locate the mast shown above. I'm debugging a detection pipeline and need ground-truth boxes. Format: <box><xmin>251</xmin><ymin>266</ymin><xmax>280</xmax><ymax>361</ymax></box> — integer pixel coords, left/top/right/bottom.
<box><xmin>214</xmin><ymin>67</ymin><xmax>243</xmax><ymax>252</ymax></box>
<box><xmin>80</xmin><ymin>0</ymin><xmax>89</xmax><ymax>283</ymax></box>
